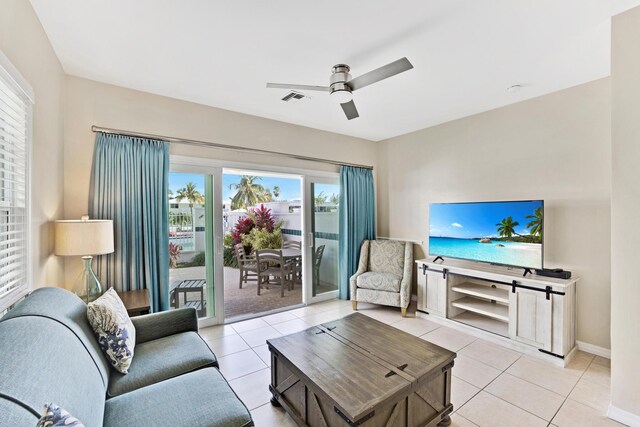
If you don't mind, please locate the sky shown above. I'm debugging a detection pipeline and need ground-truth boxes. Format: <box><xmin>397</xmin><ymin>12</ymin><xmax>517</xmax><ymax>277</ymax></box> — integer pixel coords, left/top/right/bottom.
<box><xmin>429</xmin><ymin>200</ymin><xmax>543</xmax><ymax>239</ymax></box>
<box><xmin>169</xmin><ymin>172</ymin><xmax>337</xmax><ymax>204</ymax></box>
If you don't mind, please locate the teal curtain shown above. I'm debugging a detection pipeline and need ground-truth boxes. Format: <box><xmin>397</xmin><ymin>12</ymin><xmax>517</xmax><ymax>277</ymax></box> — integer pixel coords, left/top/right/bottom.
<box><xmin>338</xmin><ymin>166</ymin><xmax>376</xmax><ymax>299</ymax></box>
<box><xmin>89</xmin><ymin>132</ymin><xmax>170</xmax><ymax>312</ymax></box>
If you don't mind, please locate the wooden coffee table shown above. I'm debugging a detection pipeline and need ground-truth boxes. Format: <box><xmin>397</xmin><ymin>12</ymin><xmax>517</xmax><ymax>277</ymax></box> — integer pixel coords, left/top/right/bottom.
<box><xmin>267</xmin><ymin>312</ymin><xmax>456</xmax><ymax>427</ymax></box>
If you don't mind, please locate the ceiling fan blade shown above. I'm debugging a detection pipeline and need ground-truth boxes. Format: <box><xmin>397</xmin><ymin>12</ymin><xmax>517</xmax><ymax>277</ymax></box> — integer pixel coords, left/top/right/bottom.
<box><xmin>347</xmin><ymin>57</ymin><xmax>414</xmax><ymax>91</ymax></box>
<box><xmin>340</xmin><ymin>100</ymin><xmax>360</xmax><ymax>120</ymax></box>
<box><xmin>266</xmin><ymin>83</ymin><xmax>330</xmax><ymax>92</ymax></box>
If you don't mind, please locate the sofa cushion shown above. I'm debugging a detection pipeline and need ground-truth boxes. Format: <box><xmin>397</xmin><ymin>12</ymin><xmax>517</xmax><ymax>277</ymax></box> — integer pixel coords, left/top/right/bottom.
<box><xmin>0</xmin><ymin>397</ymin><xmax>38</xmax><ymax>426</ymax></box>
<box><xmin>37</xmin><ymin>403</ymin><xmax>85</xmax><ymax>427</ymax></box>
<box><xmin>87</xmin><ymin>288</ymin><xmax>136</xmax><ymax>374</ymax></box>
<box><xmin>107</xmin><ymin>331</ymin><xmax>217</xmax><ymax>397</ymax></box>
<box><xmin>1</xmin><ymin>287</ymin><xmax>111</xmax><ymax>387</ymax></box>
<box><xmin>0</xmin><ymin>317</ymin><xmax>106</xmax><ymax>427</ymax></box>
<box><xmin>104</xmin><ymin>368</ymin><xmax>253</xmax><ymax>427</ymax></box>
<box><xmin>368</xmin><ymin>240</ymin><xmax>406</xmax><ymax>276</ymax></box>
<box><xmin>356</xmin><ymin>271</ymin><xmax>402</xmax><ymax>292</ymax></box>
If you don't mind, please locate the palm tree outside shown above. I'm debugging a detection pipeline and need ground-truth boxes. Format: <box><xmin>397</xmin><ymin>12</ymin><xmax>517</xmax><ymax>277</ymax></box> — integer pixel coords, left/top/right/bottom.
<box><xmin>175</xmin><ymin>182</ymin><xmax>205</xmax><ymax>249</ymax></box>
<box><xmin>229</xmin><ymin>175</ymin><xmax>272</xmax><ymax>210</ymax></box>
<box><xmin>314</xmin><ymin>191</ymin><xmax>328</xmax><ymax>206</ymax></box>
<box><xmin>273</xmin><ymin>186</ymin><xmax>280</xmax><ymax>200</ymax></box>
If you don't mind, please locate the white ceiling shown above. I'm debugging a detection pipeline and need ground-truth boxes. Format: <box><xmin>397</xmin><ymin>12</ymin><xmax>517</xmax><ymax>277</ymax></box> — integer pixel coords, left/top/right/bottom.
<box><xmin>30</xmin><ymin>0</ymin><xmax>640</xmax><ymax>141</ymax></box>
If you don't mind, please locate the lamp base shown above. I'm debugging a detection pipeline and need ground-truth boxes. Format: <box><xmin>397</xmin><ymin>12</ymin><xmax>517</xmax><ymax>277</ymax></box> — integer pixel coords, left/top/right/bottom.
<box><xmin>72</xmin><ymin>256</ymin><xmax>103</xmax><ymax>303</ymax></box>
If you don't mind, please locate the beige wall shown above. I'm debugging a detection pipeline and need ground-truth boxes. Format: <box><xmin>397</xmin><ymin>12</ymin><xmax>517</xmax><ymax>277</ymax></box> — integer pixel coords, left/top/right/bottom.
<box><xmin>63</xmin><ymin>76</ymin><xmax>377</xmax><ymax>284</ymax></box>
<box><xmin>377</xmin><ymin>78</ymin><xmax>612</xmax><ymax>349</ymax></box>
<box><xmin>1</xmin><ymin>0</ymin><xmax>65</xmax><ymax>288</ymax></box>
<box><xmin>611</xmin><ymin>5</ymin><xmax>640</xmax><ymax>420</ymax></box>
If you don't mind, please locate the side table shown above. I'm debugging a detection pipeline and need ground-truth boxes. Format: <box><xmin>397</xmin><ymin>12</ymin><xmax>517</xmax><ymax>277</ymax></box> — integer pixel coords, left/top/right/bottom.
<box><xmin>117</xmin><ymin>289</ymin><xmax>150</xmax><ymax>317</ymax></box>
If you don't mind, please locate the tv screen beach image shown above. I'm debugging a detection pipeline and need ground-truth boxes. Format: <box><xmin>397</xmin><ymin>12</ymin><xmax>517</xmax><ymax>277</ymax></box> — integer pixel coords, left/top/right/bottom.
<box><xmin>429</xmin><ymin>201</ymin><xmax>543</xmax><ymax>269</ymax></box>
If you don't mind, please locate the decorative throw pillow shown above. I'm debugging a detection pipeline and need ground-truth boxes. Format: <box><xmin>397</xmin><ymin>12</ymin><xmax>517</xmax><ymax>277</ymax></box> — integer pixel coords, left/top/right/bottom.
<box><xmin>36</xmin><ymin>403</ymin><xmax>84</xmax><ymax>427</ymax></box>
<box><xmin>87</xmin><ymin>287</ymin><xmax>136</xmax><ymax>374</ymax></box>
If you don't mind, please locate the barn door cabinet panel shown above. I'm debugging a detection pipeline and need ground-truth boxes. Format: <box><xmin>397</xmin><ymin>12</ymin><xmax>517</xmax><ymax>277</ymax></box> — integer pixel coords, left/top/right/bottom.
<box><xmin>417</xmin><ymin>268</ymin><xmax>447</xmax><ymax>317</ymax></box>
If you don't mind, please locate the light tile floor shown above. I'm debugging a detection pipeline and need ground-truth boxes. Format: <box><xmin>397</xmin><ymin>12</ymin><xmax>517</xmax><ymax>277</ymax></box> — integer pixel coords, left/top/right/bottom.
<box><xmin>199</xmin><ymin>299</ymin><xmax>620</xmax><ymax>427</ymax></box>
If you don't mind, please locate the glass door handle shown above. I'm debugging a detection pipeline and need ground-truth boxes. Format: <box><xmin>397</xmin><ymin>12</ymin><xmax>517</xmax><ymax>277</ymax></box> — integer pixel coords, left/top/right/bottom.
<box><xmin>217</xmin><ymin>236</ymin><xmax>223</xmax><ymax>255</ymax></box>
<box><xmin>308</xmin><ymin>232</ymin><xmax>314</xmax><ymax>247</ymax></box>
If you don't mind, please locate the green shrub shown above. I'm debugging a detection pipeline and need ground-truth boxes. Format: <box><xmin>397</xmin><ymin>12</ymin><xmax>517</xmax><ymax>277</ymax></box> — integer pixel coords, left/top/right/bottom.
<box><xmin>191</xmin><ymin>252</ymin><xmax>206</xmax><ymax>266</ymax></box>
<box><xmin>242</xmin><ymin>227</ymin><xmax>283</xmax><ymax>251</ymax></box>
<box><xmin>178</xmin><ymin>251</ymin><xmax>206</xmax><ymax>268</ymax></box>
<box><xmin>224</xmin><ymin>246</ymin><xmax>238</xmax><ymax>268</ymax></box>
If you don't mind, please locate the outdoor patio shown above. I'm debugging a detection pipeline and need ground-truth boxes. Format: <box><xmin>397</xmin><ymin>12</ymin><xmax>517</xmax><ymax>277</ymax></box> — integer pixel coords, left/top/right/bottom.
<box><xmin>170</xmin><ymin>266</ymin><xmax>336</xmax><ymax>320</ymax></box>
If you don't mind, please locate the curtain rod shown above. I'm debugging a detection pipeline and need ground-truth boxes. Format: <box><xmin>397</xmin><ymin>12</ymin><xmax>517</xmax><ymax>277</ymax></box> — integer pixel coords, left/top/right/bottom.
<box><xmin>91</xmin><ymin>125</ymin><xmax>374</xmax><ymax>170</ymax></box>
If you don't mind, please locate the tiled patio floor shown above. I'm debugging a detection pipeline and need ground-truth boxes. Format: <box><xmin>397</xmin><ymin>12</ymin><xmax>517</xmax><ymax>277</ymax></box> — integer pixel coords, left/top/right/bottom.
<box><xmin>200</xmin><ymin>300</ymin><xmax>616</xmax><ymax>427</ymax></box>
<box><xmin>170</xmin><ymin>266</ymin><xmax>337</xmax><ymax>320</ymax></box>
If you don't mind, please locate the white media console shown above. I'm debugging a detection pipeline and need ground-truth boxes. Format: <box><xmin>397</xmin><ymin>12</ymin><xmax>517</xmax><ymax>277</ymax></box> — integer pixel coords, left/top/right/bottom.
<box><xmin>415</xmin><ymin>258</ymin><xmax>578</xmax><ymax>366</ymax></box>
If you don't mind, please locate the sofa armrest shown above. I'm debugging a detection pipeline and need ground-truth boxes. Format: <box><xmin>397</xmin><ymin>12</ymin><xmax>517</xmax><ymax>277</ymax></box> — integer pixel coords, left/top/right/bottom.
<box><xmin>131</xmin><ymin>307</ymin><xmax>199</xmax><ymax>344</ymax></box>
<box><xmin>400</xmin><ymin>242</ymin><xmax>414</xmax><ymax>308</ymax></box>
<box><xmin>350</xmin><ymin>240</ymin><xmax>370</xmax><ymax>300</ymax></box>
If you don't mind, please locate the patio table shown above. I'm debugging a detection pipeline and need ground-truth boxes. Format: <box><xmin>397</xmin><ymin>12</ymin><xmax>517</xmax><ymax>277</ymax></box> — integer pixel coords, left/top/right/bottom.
<box><xmin>280</xmin><ymin>248</ymin><xmax>302</xmax><ymax>286</ymax></box>
<box><xmin>170</xmin><ymin>279</ymin><xmax>206</xmax><ymax>316</ymax></box>
<box><xmin>280</xmin><ymin>248</ymin><xmax>302</xmax><ymax>260</ymax></box>
<box><xmin>255</xmin><ymin>248</ymin><xmax>302</xmax><ymax>289</ymax></box>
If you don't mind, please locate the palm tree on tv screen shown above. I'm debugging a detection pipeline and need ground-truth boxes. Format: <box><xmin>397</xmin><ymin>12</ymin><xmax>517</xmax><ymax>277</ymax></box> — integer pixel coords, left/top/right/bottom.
<box><xmin>229</xmin><ymin>175</ymin><xmax>272</xmax><ymax>210</ymax></box>
<box><xmin>496</xmin><ymin>216</ymin><xmax>521</xmax><ymax>238</ymax></box>
<box><xmin>525</xmin><ymin>207</ymin><xmax>543</xmax><ymax>237</ymax></box>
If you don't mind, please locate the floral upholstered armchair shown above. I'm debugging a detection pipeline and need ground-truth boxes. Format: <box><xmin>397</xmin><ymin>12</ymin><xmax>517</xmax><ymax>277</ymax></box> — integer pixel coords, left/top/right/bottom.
<box><xmin>350</xmin><ymin>239</ymin><xmax>413</xmax><ymax>317</ymax></box>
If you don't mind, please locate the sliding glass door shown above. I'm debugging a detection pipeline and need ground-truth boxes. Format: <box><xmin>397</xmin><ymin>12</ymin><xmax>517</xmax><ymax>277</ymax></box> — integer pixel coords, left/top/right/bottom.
<box><xmin>170</xmin><ymin>156</ymin><xmax>341</xmax><ymax>324</ymax></box>
<box><xmin>303</xmin><ymin>176</ymin><xmax>340</xmax><ymax>302</ymax></box>
<box><xmin>168</xmin><ymin>166</ymin><xmax>223</xmax><ymax>327</ymax></box>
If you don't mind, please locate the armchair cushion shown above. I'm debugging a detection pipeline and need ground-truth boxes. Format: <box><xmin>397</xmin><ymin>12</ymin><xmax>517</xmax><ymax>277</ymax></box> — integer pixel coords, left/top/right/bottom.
<box><xmin>368</xmin><ymin>240</ymin><xmax>405</xmax><ymax>276</ymax></box>
<box><xmin>356</xmin><ymin>272</ymin><xmax>402</xmax><ymax>292</ymax></box>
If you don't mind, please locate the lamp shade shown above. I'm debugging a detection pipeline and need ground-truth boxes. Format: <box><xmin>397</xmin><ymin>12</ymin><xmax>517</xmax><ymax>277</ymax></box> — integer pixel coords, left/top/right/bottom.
<box><xmin>54</xmin><ymin>218</ymin><xmax>114</xmax><ymax>256</ymax></box>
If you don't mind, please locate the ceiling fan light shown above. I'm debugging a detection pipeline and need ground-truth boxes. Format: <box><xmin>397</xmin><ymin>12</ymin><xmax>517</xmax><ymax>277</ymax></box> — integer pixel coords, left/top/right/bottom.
<box><xmin>331</xmin><ymin>89</ymin><xmax>353</xmax><ymax>104</ymax></box>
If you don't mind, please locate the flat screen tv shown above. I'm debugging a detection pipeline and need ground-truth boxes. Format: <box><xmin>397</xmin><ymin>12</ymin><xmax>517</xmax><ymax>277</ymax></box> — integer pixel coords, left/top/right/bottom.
<box><xmin>429</xmin><ymin>200</ymin><xmax>544</xmax><ymax>270</ymax></box>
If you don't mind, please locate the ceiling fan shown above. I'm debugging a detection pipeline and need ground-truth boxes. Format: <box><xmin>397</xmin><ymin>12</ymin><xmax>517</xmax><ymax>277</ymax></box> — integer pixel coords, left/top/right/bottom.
<box><xmin>266</xmin><ymin>57</ymin><xmax>413</xmax><ymax>120</ymax></box>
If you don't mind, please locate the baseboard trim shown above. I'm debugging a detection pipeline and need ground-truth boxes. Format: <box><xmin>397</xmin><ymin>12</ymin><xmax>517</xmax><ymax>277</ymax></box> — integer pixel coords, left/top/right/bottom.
<box><xmin>608</xmin><ymin>404</ymin><xmax>640</xmax><ymax>426</ymax></box>
<box><xmin>576</xmin><ymin>341</ymin><xmax>611</xmax><ymax>359</ymax></box>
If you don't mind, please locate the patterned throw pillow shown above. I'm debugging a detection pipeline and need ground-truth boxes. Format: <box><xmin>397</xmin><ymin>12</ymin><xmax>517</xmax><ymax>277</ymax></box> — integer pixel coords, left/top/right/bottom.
<box><xmin>36</xmin><ymin>403</ymin><xmax>84</xmax><ymax>427</ymax></box>
<box><xmin>87</xmin><ymin>288</ymin><xmax>136</xmax><ymax>374</ymax></box>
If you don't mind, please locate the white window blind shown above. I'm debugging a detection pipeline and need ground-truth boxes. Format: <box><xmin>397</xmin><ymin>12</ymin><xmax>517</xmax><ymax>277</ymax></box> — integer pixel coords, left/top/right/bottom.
<box><xmin>0</xmin><ymin>53</ymin><xmax>32</xmax><ymax>313</ymax></box>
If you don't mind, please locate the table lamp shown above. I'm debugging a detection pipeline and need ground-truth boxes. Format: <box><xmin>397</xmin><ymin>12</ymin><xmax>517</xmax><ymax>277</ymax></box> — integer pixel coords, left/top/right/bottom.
<box><xmin>54</xmin><ymin>216</ymin><xmax>114</xmax><ymax>303</ymax></box>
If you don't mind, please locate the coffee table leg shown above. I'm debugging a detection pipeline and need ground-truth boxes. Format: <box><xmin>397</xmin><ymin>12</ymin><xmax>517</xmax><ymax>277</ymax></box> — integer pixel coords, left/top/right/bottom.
<box><xmin>270</xmin><ymin>396</ymin><xmax>281</xmax><ymax>407</ymax></box>
<box><xmin>437</xmin><ymin>415</ymin><xmax>451</xmax><ymax>427</ymax></box>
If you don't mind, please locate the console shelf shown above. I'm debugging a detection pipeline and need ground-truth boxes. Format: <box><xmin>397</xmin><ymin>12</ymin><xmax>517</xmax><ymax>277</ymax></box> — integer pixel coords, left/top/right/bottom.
<box><xmin>451</xmin><ymin>311</ymin><xmax>509</xmax><ymax>337</ymax></box>
<box><xmin>451</xmin><ymin>296</ymin><xmax>509</xmax><ymax>322</ymax></box>
<box><xmin>451</xmin><ymin>282</ymin><xmax>509</xmax><ymax>304</ymax></box>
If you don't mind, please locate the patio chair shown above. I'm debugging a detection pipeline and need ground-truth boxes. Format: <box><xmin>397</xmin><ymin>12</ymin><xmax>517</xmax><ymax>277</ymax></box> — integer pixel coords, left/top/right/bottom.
<box><xmin>255</xmin><ymin>249</ymin><xmax>292</xmax><ymax>297</ymax></box>
<box><xmin>234</xmin><ymin>243</ymin><xmax>259</xmax><ymax>289</ymax></box>
<box><xmin>350</xmin><ymin>239</ymin><xmax>413</xmax><ymax>317</ymax></box>
<box><xmin>282</xmin><ymin>240</ymin><xmax>302</xmax><ymax>286</ymax></box>
<box><xmin>312</xmin><ymin>245</ymin><xmax>325</xmax><ymax>289</ymax></box>
<box><xmin>282</xmin><ymin>240</ymin><xmax>302</xmax><ymax>250</ymax></box>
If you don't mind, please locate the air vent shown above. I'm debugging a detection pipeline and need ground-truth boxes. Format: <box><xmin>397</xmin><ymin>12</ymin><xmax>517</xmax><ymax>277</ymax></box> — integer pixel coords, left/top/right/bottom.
<box><xmin>281</xmin><ymin>91</ymin><xmax>307</xmax><ymax>102</ymax></box>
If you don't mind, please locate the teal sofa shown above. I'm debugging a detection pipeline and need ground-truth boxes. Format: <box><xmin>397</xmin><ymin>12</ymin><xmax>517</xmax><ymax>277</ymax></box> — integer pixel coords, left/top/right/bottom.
<box><xmin>0</xmin><ymin>287</ymin><xmax>253</xmax><ymax>427</ymax></box>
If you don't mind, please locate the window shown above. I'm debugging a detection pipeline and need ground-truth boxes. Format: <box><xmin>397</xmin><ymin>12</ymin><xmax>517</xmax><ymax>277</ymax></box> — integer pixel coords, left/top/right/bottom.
<box><xmin>0</xmin><ymin>51</ymin><xmax>33</xmax><ymax>312</ymax></box>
